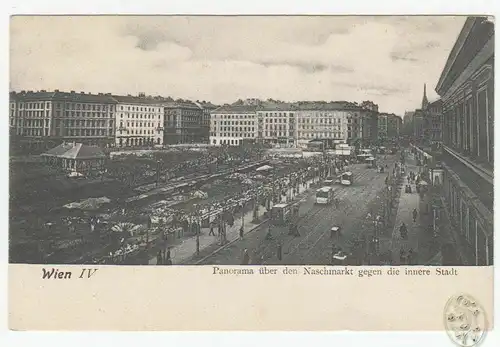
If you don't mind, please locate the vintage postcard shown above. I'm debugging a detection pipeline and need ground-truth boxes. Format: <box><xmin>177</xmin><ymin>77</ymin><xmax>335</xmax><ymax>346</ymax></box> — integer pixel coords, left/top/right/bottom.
<box><xmin>8</xmin><ymin>15</ymin><xmax>494</xmax><ymax>335</ymax></box>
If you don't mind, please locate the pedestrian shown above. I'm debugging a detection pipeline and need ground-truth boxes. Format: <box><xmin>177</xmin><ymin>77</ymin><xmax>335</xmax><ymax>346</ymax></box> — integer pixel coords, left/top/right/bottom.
<box><xmin>400</xmin><ymin>249</ymin><xmax>406</xmax><ymax>265</ymax></box>
<box><xmin>400</xmin><ymin>223</ymin><xmax>408</xmax><ymax>239</ymax></box>
<box><xmin>412</xmin><ymin>208</ymin><xmax>418</xmax><ymax>223</ymax></box>
<box><xmin>277</xmin><ymin>242</ymin><xmax>282</xmax><ymax>261</ymax></box>
<box><xmin>209</xmin><ymin>223</ymin><xmax>215</xmax><ymax>236</ymax></box>
<box><xmin>156</xmin><ymin>250</ymin><xmax>163</xmax><ymax>265</ymax></box>
<box><xmin>239</xmin><ymin>226</ymin><xmax>244</xmax><ymax>240</ymax></box>
<box><xmin>241</xmin><ymin>249</ymin><xmax>250</xmax><ymax>265</ymax></box>
<box><xmin>408</xmin><ymin>249</ymin><xmax>414</xmax><ymax>265</ymax></box>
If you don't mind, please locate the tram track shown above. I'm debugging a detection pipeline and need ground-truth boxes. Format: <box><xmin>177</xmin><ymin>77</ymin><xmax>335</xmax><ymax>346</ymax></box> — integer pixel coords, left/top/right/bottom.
<box><xmin>261</xmin><ymin>167</ymin><xmax>373</xmax><ymax>264</ymax></box>
<box><xmin>290</xmin><ymin>159</ymin><xmax>397</xmax><ymax>264</ymax></box>
<box><xmin>195</xmin><ymin>157</ymin><xmax>398</xmax><ymax>265</ymax></box>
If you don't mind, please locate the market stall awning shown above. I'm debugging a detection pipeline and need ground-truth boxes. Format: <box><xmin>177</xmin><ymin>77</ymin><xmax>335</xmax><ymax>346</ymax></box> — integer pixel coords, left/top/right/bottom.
<box><xmin>64</xmin><ymin>197</ymin><xmax>111</xmax><ymax>210</ymax></box>
<box><xmin>256</xmin><ymin>165</ymin><xmax>273</xmax><ymax>172</ymax></box>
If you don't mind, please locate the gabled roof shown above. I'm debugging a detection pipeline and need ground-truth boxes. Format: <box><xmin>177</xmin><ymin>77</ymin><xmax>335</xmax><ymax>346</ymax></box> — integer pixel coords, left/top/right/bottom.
<box><xmin>195</xmin><ymin>101</ymin><xmax>219</xmax><ymax>110</ymax></box>
<box><xmin>41</xmin><ymin>143</ymin><xmax>106</xmax><ymax>160</ymax></box>
<box><xmin>42</xmin><ymin>142</ymin><xmax>74</xmax><ymax>156</ymax></box>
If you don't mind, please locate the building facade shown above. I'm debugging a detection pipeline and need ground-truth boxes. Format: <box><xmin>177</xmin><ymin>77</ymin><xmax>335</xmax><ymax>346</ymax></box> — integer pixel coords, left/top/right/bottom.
<box><xmin>163</xmin><ymin>100</ymin><xmax>205</xmax><ymax>144</ymax></box>
<box><xmin>377</xmin><ymin>113</ymin><xmax>388</xmax><ymax>141</ymax></box>
<box><xmin>195</xmin><ymin>101</ymin><xmax>219</xmax><ymax>144</ymax></box>
<box><xmin>360</xmin><ymin>101</ymin><xmax>379</xmax><ymax>146</ymax></box>
<box><xmin>423</xmin><ymin>99</ymin><xmax>443</xmax><ymax>144</ymax></box>
<box><xmin>257</xmin><ymin>103</ymin><xmax>297</xmax><ymax>147</ymax></box>
<box><xmin>435</xmin><ymin>16</ymin><xmax>494</xmax><ymax>265</ymax></box>
<box><xmin>209</xmin><ymin>100</ymin><xmax>378</xmax><ymax>148</ymax></box>
<box><xmin>402</xmin><ymin>111</ymin><xmax>415</xmax><ymax>137</ymax></box>
<box><xmin>387</xmin><ymin>114</ymin><xmax>402</xmax><ymax>140</ymax></box>
<box><xmin>412</xmin><ymin>109</ymin><xmax>425</xmax><ymax>144</ymax></box>
<box><xmin>9</xmin><ymin>90</ymin><xmax>117</xmax><ymax>151</ymax></box>
<box><xmin>209</xmin><ymin>104</ymin><xmax>258</xmax><ymax>146</ymax></box>
<box><xmin>295</xmin><ymin>102</ymin><xmax>363</xmax><ymax>148</ymax></box>
<box><xmin>113</xmin><ymin>95</ymin><xmax>164</xmax><ymax>147</ymax></box>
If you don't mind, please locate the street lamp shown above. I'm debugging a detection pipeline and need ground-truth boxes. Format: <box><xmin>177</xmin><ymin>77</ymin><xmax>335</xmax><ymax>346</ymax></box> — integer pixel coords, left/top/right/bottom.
<box><xmin>156</xmin><ymin>160</ymin><xmax>161</xmax><ymax>187</ymax></box>
<box><xmin>194</xmin><ymin>205</ymin><xmax>200</xmax><ymax>256</ymax></box>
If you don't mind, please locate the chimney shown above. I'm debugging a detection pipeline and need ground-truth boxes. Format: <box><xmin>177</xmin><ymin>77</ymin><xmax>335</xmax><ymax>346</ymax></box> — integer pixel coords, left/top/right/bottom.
<box><xmin>55</xmin><ymin>89</ymin><xmax>60</xmax><ymax>92</ymax></box>
<box><xmin>71</xmin><ymin>90</ymin><xmax>75</xmax><ymax>93</ymax></box>
<box><xmin>98</xmin><ymin>93</ymin><xmax>103</xmax><ymax>95</ymax></box>
<box><xmin>80</xmin><ymin>91</ymin><xmax>85</xmax><ymax>94</ymax></box>
<box><xmin>41</xmin><ymin>89</ymin><xmax>46</xmax><ymax>92</ymax></box>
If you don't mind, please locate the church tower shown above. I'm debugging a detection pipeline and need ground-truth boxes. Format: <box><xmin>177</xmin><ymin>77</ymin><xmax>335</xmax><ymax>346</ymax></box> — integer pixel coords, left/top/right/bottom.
<box><xmin>421</xmin><ymin>83</ymin><xmax>429</xmax><ymax>110</ymax></box>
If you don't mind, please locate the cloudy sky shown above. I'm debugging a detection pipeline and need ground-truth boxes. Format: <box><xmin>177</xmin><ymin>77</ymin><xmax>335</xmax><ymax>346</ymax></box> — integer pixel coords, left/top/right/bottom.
<box><xmin>10</xmin><ymin>16</ymin><xmax>466</xmax><ymax>114</ymax></box>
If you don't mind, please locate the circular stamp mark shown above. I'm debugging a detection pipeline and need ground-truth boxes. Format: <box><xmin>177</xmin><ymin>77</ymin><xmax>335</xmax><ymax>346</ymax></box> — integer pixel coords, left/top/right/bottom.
<box><xmin>444</xmin><ymin>294</ymin><xmax>488</xmax><ymax>347</ymax></box>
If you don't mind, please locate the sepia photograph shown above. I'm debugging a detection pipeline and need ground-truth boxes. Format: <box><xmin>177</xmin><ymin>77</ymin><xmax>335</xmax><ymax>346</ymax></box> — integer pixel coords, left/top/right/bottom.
<box><xmin>9</xmin><ymin>15</ymin><xmax>494</xmax><ymax>269</ymax></box>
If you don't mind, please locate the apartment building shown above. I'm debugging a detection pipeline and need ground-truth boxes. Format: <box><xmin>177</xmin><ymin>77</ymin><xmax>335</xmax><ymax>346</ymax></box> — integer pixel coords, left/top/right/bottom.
<box><xmin>10</xmin><ymin>90</ymin><xmax>117</xmax><ymax>151</ymax></box>
<box><xmin>387</xmin><ymin>114</ymin><xmax>402</xmax><ymax>140</ymax></box>
<box><xmin>113</xmin><ymin>94</ymin><xmax>164</xmax><ymax>147</ymax></box>
<box><xmin>257</xmin><ymin>103</ymin><xmax>297</xmax><ymax>147</ymax></box>
<box><xmin>163</xmin><ymin>100</ymin><xmax>205</xmax><ymax>144</ymax></box>
<box><xmin>295</xmin><ymin>101</ymin><xmax>363</xmax><ymax>148</ymax></box>
<box><xmin>423</xmin><ymin>99</ymin><xmax>443</xmax><ymax>144</ymax></box>
<box><xmin>209</xmin><ymin>104</ymin><xmax>258</xmax><ymax>146</ymax></box>
<box><xmin>377</xmin><ymin>113</ymin><xmax>388</xmax><ymax>140</ymax></box>
<box><xmin>195</xmin><ymin>101</ymin><xmax>219</xmax><ymax>143</ymax></box>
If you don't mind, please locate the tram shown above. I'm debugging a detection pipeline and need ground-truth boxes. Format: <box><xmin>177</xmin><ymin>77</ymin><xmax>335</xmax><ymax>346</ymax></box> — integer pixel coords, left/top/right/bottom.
<box><xmin>270</xmin><ymin>202</ymin><xmax>300</xmax><ymax>226</ymax></box>
<box><xmin>315</xmin><ymin>186</ymin><xmax>334</xmax><ymax>205</ymax></box>
<box><xmin>340</xmin><ymin>171</ymin><xmax>353</xmax><ymax>186</ymax></box>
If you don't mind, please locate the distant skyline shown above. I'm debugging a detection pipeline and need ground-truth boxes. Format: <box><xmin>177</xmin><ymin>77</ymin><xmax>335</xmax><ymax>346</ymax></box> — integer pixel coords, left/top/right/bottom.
<box><xmin>10</xmin><ymin>16</ymin><xmax>466</xmax><ymax>115</ymax></box>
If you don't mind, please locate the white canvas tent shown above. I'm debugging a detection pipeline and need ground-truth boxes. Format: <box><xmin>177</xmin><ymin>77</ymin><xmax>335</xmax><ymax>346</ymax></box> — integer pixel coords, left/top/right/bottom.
<box><xmin>256</xmin><ymin>165</ymin><xmax>273</xmax><ymax>172</ymax></box>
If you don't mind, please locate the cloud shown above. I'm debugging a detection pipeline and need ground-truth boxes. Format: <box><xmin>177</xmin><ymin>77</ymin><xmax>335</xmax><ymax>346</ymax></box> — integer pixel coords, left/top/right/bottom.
<box><xmin>10</xmin><ymin>16</ymin><xmax>466</xmax><ymax>115</ymax></box>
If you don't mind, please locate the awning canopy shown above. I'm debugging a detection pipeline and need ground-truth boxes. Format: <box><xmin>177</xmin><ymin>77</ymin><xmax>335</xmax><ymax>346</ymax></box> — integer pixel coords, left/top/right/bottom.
<box><xmin>41</xmin><ymin>142</ymin><xmax>106</xmax><ymax>160</ymax></box>
<box><xmin>256</xmin><ymin>165</ymin><xmax>273</xmax><ymax>172</ymax></box>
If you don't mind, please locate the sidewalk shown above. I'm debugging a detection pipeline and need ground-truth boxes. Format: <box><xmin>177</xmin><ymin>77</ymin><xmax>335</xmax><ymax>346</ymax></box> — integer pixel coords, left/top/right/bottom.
<box><xmin>148</xmin><ymin>180</ymin><xmax>313</xmax><ymax>265</ymax></box>
<box><xmin>148</xmin><ymin>206</ymin><xmax>265</xmax><ymax>265</ymax></box>
<box><xmin>390</xmin><ymin>155</ymin><xmax>437</xmax><ymax>265</ymax></box>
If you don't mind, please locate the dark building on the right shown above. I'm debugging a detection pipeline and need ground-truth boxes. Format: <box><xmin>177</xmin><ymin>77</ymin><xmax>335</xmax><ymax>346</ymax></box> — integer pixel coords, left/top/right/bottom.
<box><xmin>434</xmin><ymin>16</ymin><xmax>494</xmax><ymax>265</ymax></box>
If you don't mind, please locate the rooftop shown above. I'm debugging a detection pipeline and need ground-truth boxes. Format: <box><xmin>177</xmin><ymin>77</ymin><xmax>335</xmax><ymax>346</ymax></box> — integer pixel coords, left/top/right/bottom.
<box><xmin>41</xmin><ymin>142</ymin><xmax>106</xmax><ymax>160</ymax></box>
<box><xmin>163</xmin><ymin>99</ymin><xmax>201</xmax><ymax>110</ymax></box>
<box><xmin>111</xmin><ymin>95</ymin><xmax>165</xmax><ymax>105</ymax></box>
<box><xmin>11</xmin><ymin>90</ymin><xmax>117</xmax><ymax>103</ymax></box>
<box><xmin>212</xmin><ymin>104</ymin><xmax>259</xmax><ymax>114</ymax></box>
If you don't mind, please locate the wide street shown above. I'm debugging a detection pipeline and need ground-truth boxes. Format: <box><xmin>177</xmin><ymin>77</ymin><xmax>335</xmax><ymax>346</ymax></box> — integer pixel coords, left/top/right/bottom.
<box><xmin>197</xmin><ymin>154</ymin><xmax>400</xmax><ymax>265</ymax></box>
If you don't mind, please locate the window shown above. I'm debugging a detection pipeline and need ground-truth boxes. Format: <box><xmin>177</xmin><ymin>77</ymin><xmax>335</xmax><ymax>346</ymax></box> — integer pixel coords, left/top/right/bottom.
<box><xmin>477</xmin><ymin>89</ymin><xmax>488</xmax><ymax>161</ymax></box>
